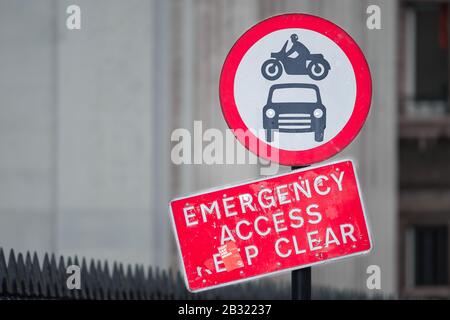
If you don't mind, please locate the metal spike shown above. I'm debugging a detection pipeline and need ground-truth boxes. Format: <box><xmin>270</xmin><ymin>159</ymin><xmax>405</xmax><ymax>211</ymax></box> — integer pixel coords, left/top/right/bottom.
<box><xmin>6</xmin><ymin>249</ymin><xmax>18</xmax><ymax>296</ymax></box>
<box><xmin>80</xmin><ymin>257</ymin><xmax>90</xmax><ymax>299</ymax></box>
<box><xmin>16</xmin><ymin>253</ymin><xmax>27</xmax><ymax>297</ymax></box>
<box><xmin>50</xmin><ymin>254</ymin><xmax>61</xmax><ymax>298</ymax></box>
<box><xmin>42</xmin><ymin>253</ymin><xmax>55</xmax><ymax>298</ymax></box>
<box><xmin>57</xmin><ymin>255</ymin><xmax>69</xmax><ymax>299</ymax></box>
<box><xmin>0</xmin><ymin>248</ymin><xmax>7</xmax><ymax>297</ymax></box>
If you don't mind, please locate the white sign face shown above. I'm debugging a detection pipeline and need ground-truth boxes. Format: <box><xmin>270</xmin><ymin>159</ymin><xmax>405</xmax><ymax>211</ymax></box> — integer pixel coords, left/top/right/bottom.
<box><xmin>234</xmin><ymin>28</ymin><xmax>357</xmax><ymax>151</ymax></box>
<box><xmin>220</xmin><ymin>14</ymin><xmax>372</xmax><ymax>166</ymax></box>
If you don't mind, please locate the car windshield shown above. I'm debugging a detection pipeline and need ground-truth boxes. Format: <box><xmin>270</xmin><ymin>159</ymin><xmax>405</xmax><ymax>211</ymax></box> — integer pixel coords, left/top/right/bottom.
<box><xmin>271</xmin><ymin>87</ymin><xmax>318</xmax><ymax>103</ymax></box>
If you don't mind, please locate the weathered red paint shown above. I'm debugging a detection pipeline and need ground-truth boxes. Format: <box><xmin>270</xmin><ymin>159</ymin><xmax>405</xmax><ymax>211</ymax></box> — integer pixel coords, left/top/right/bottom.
<box><xmin>170</xmin><ymin>160</ymin><xmax>372</xmax><ymax>292</ymax></box>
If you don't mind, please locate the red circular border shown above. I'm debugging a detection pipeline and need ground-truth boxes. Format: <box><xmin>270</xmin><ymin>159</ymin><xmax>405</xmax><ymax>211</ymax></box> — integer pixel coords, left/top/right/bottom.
<box><xmin>219</xmin><ymin>14</ymin><xmax>372</xmax><ymax>166</ymax></box>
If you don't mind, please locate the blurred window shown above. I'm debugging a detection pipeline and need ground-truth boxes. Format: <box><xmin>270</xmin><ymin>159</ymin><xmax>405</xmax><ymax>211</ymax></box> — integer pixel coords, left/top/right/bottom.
<box><xmin>271</xmin><ymin>87</ymin><xmax>318</xmax><ymax>103</ymax></box>
<box><xmin>414</xmin><ymin>226</ymin><xmax>448</xmax><ymax>286</ymax></box>
<box><xmin>404</xmin><ymin>2</ymin><xmax>449</xmax><ymax>115</ymax></box>
<box><xmin>415</xmin><ymin>4</ymin><xmax>448</xmax><ymax>102</ymax></box>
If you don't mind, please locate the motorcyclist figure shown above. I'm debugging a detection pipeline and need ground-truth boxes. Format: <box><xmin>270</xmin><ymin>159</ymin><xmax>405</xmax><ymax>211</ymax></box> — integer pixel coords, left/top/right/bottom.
<box><xmin>285</xmin><ymin>34</ymin><xmax>310</xmax><ymax>71</ymax></box>
<box><xmin>261</xmin><ymin>33</ymin><xmax>330</xmax><ymax>81</ymax></box>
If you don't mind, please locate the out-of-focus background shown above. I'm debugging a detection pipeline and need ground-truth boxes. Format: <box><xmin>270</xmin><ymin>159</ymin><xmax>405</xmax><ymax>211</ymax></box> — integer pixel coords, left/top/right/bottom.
<box><xmin>0</xmin><ymin>0</ymin><xmax>448</xmax><ymax>299</ymax></box>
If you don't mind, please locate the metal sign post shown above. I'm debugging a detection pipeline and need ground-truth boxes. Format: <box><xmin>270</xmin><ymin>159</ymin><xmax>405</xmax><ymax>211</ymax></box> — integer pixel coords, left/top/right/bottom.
<box><xmin>291</xmin><ymin>165</ymin><xmax>311</xmax><ymax>300</ymax></box>
<box><xmin>292</xmin><ymin>267</ymin><xmax>311</xmax><ymax>300</ymax></box>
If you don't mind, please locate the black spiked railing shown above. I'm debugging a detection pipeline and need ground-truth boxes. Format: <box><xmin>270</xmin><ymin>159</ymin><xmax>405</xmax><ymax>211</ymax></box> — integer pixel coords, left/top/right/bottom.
<box><xmin>0</xmin><ymin>247</ymin><xmax>387</xmax><ymax>300</ymax></box>
<box><xmin>0</xmin><ymin>247</ymin><xmax>292</xmax><ymax>300</ymax></box>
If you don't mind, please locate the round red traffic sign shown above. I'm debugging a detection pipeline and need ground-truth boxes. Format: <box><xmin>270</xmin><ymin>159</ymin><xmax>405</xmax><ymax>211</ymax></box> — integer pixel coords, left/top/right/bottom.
<box><xmin>219</xmin><ymin>14</ymin><xmax>372</xmax><ymax>166</ymax></box>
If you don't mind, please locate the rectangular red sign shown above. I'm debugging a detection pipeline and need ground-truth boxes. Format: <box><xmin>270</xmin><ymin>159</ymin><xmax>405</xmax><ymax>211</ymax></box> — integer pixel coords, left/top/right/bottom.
<box><xmin>170</xmin><ymin>160</ymin><xmax>372</xmax><ymax>292</ymax></box>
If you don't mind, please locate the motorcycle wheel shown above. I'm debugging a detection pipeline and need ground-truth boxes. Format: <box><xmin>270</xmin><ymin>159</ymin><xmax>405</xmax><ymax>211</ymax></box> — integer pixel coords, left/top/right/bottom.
<box><xmin>261</xmin><ymin>59</ymin><xmax>283</xmax><ymax>81</ymax></box>
<box><xmin>308</xmin><ymin>61</ymin><xmax>329</xmax><ymax>81</ymax></box>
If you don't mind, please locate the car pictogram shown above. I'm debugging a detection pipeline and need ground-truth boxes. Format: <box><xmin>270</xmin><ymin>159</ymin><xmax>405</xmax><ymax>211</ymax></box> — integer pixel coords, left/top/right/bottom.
<box><xmin>263</xmin><ymin>83</ymin><xmax>326</xmax><ymax>143</ymax></box>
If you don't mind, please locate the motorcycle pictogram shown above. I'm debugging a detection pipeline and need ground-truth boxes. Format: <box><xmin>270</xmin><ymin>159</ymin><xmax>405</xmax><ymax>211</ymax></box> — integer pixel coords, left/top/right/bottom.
<box><xmin>261</xmin><ymin>34</ymin><xmax>331</xmax><ymax>81</ymax></box>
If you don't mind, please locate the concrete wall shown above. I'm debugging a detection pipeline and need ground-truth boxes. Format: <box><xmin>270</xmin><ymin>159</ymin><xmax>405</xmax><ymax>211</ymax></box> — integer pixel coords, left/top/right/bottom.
<box><xmin>0</xmin><ymin>0</ymin><xmax>167</xmax><ymax>267</ymax></box>
<box><xmin>55</xmin><ymin>0</ymin><xmax>162</xmax><ymax>266</ymax></box>
<box><xmin>0</xmin><ymin>0</ymin><xmax>398</xmax><ymax>295</ymax></box>
<box><xmin>0</xmin><ymin>0</ymin><xmax>56</xmax><ymax>255</ymax></box>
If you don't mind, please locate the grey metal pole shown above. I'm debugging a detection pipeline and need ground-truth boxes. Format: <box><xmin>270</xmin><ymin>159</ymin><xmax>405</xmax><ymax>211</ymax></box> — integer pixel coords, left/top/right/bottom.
<box><xmin>291</xmin><ymin>165</ymin><xmax>311</xmax><ymax>300</ymax></box>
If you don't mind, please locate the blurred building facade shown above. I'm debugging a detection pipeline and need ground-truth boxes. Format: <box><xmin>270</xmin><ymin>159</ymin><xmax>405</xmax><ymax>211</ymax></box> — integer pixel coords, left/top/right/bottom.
<box><xmin>398</xmin><ymin>0</ymin><xmax>450</xmax><ymax>299</ymax></box>
<box><xmin>0</xmin><ymin>0</ymin><xmax>447</xmax><ymax>299</ymax></box>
